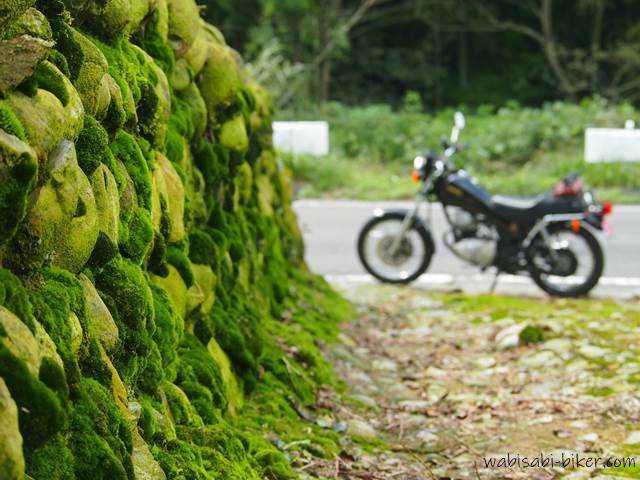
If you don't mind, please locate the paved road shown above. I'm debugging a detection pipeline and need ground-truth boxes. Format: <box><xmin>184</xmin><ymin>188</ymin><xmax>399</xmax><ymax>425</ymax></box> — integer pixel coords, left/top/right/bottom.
<box><xmin>294</xmin><ymin>200</ymin><xmax>640</xmax><ymax>298</ymax></box>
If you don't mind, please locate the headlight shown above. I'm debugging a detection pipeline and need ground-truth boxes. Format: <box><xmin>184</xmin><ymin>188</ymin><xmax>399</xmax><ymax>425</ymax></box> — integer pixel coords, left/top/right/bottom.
<box><xmin>413</xmin><ymin>155</ymin><xmax>426</xmax><ymax>169</ymax></box>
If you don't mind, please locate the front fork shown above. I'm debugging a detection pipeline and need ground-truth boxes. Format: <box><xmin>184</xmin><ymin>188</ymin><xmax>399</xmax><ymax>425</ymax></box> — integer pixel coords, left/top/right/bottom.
<box><xmin>389</xmin><ymin>195</ymin><xmax>426</xmax><ymax>254</ymax></box>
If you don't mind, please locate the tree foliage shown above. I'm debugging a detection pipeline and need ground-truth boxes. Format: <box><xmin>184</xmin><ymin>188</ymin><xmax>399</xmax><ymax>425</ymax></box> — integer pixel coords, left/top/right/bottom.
<box><xmin>199</xmin><ymin>0</ymin><xmax>640</xmax><ymax>108</ymax></box>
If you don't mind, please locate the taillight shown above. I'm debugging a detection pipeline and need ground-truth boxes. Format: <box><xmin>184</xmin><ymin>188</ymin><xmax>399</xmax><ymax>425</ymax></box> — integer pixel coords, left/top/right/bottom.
<box><xmin>602</xmin><ymin>202</ymin><xmax>613</xmax><ymax>215</ymax></box>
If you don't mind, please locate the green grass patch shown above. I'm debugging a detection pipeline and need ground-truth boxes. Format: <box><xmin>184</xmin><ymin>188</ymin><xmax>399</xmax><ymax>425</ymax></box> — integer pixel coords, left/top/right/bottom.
<box><xmin>282</xmin><ymin>100</ymin><xmax>640</xmax><ymax>203</ymax></box>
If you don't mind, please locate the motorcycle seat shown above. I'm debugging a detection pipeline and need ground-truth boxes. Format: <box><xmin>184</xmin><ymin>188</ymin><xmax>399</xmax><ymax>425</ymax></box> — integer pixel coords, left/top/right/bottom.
<box><xmin>491</xmin><ymin>193</ymin><xmax>584</xmax><ymax>224</ymax></box>
<box><xmin>491</xmin><ymin>194</ymin><xmax>549</xmax><ymax>223</ymax></box>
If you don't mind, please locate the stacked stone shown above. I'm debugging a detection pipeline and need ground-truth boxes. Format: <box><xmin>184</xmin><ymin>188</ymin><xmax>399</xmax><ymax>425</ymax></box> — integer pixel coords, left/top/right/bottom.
<box><xmin>0</xmin><ymin>0</ymin><xmax>304</xmax><ymax>478</ymax></box>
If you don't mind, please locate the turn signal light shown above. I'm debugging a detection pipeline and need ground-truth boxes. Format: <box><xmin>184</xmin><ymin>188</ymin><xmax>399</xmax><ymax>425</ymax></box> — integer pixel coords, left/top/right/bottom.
<box><xmin>411</xmin><ymin>170</ymin><xmax>421</xmax><ymax>183</ymax></box>
<box><xmin>571</xmin><ymin>219</ymin><xmax>581</xmax><ymax>233</ymax></box>
<box><xmin>602</xmin><ymin>202</ymin><xmax>613</xmax><ymax>215</ymax></box>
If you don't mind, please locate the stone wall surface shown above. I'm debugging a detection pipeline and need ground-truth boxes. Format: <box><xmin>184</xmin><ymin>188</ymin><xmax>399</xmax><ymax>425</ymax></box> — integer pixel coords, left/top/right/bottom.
<box><xmin>0</xmin><ymin>1</ymin><xmax>346</xmax><ymax>478</ymax></box>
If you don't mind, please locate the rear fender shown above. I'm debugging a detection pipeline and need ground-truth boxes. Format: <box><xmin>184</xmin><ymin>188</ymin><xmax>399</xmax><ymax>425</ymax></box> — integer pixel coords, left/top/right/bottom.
<box><xmin>584</xmin><ymin>212</ymin><xmax>604</xmax><ymax>231</ymax></box>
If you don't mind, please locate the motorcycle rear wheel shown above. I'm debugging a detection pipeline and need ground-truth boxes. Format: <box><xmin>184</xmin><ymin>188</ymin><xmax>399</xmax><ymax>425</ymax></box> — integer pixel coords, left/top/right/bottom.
<box><xmin>357</xmin><ymin>213</ymin><xmax>434</xmax><ymax>284</ymax></box>
<box><xmin>528</xmin><ymin>223</ymin><xmax>604</xmax><ymax>297</ymax></box>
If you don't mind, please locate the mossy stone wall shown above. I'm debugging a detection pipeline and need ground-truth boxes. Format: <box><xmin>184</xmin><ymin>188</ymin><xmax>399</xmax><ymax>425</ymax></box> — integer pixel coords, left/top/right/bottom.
<box><xmin>0</xmin><ymin>1</ymin><xmax>326</xmax><ymax>478</ymax></box>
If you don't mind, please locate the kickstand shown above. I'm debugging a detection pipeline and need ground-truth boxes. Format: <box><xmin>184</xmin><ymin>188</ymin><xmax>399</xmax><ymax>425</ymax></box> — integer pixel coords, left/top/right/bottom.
<box><xmin>489</xmin><ymin>269</ymin><xmax>501</xmax><ymax>293</ymax></box>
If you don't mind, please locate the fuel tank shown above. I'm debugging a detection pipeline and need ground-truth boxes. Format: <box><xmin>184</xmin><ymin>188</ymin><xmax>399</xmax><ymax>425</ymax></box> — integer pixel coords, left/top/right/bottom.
<box><xmin>436</xmin><ymin>172</ymin><xmax>494</xmax><ymax>216</ymax></box>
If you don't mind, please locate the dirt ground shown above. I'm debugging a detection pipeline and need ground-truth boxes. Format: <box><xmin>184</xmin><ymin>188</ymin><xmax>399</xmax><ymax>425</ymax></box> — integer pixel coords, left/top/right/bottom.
<box><xmin>296</xmin><ymin>285</ymin><xmax>640</xmax><ymax>480</ymax></box>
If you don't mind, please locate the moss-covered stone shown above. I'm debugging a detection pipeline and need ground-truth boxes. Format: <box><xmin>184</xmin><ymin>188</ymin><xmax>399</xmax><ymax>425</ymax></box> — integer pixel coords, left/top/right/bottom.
<box><xmin>183</xmin><ymin>28</ymin><xmax>211</xmax><ymax>76</ymax></box>
<box><xmin>0</xmin><ymin>128</ymin><xmax>37</xmax><ymax>245</ymax></box>
<box><xmin>0</xmin><ymin>3</ymin><xmax>352</xmax><ymax>478</ymax></box>
<box><xmin>197</xmin><ymin>43</ymin><xmax>241</xmax><ymax>110</ymax></box>
<box><xmin>64</xmin><ymin>0</ymin><xmax>151</xmax><ymax>40</ymax></box>
<box><xmin>180</xmin><ymin>82</ymin><xmax>207</xmax><ymax>139</ymax></box>
<box><xmin>187</xmin><ymin>263</ymin><xmax>216</xmax><ymax>315</ymax></box>
<box><xmin>207</xmin><ymin>336</ymin><xmax>242</xmax><ymax>415</ymax></box>
<box><xmin>5</xmin><ymin>63</ymin><xmax>84</xmax><ymax>158</ymax></box>
<box><xmin>79</xmin><ymin>273</ymin><xmax>119</xmax><ymax>354</ymax></box>
<box><xmin>160</xmin><ymin>381</ymin><xmax>202</xmax><ymax>427</ymax></box>
<box><xmin>2</xmin><ymin>7</ymin><xmax>51</xmax><ymax>41</ymax></box>
<box><xmin>94</xmin><ymin>257</ymin><xmax>155</xmax><ymax>386</ymax></box>
<box><xmin>0</xmin><ymin>305</ymin><xmax>40</xmax><ymax>375</ymax></box>
<box><xmin>156</xmin><ymin>152</ymin><xmax>185</xmax><ymax>242</ymax></box>
<box><xmin>59</xmin><ymin>26</ymin><xmax>113</xmax><ymax>119</ymax></box>
<box><xmin>0</xmin><ymin>0</ymin><xmax>36</xmax><ymax>36</ymax></box>
<box><xmin>121</xmin><ymin>206</ymin><xmax>154</xmax><ymax>264</ymax></box>
<box><xmin>131</xmin><ymin>429</ymin><xmax>166</xmax><ymax>480</ymax></box>
<box><xmin>151</xmin><ymin>265</ymin><xmax>187</xmax><ymax>320</ymax></box>
<box><xmin>219</xmin><ymin>112</ymin><xmax>249</xmax><ymax>153</ymax></box>
<box><xmin>0</xmin><ymin>34</ymin><xmax>52</xmax><ymax>93</ymax></box>
<box><xmin>90</xmin><ymin>163</ymin><xmax>120</xmax><ymax>245</ymax></box>
<box><xmin>166</xmin><ymin>0</ymin><xmax>200</xmax><ymax>49</ymax></box>
<box><xmin>133</xmin><ymin>45</ymin><xmax>171</xmax><ymax>145</ymax></box>
<box><xmin>0</xmin><ymin>377</ymin><xmax>24</xmax><ymax>480</ymax></box>
<box><xmin>0</xmin><ymin>341</ymin><xmax>66</xmax><ymax>451</ymax></box>
<box><xmin>24</xmin><ymin>140</ymin><xmax>98</xmax><ymax>273</ymax></box>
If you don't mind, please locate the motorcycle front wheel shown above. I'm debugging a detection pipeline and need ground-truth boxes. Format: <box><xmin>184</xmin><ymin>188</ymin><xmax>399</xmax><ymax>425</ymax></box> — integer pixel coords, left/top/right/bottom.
<box><xmin>528</xmin><ymin>222</ymin><xmax>604</xmax><ymax>297</ymax></box>
<box><xmin>357</xmin><ymin>213</ymin><xmax>435</xmax><ymax>284</ymax></box>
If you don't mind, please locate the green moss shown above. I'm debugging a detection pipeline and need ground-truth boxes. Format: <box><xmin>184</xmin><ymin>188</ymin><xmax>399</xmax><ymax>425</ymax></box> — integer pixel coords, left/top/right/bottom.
<box><xmin>164</xmin><ymin>128</ymin><xmax>185</xmax><ymax>165</ymax></box>
<box><xmin>110</xmin><ymin>131</ymin><xmax>153</xmax><ymax>211</ymax></box>
<box><xmin>50</xmin><ymin>20</ymin><xmax>85</xmax><ymax>82</ymax></box>
<box><xmin>177</xmin><ymin>333</ymin><xmax>227</xmax><ymax>423</ymax></box>
<box><xmin>0</xmin><ymin>0</ymin><xmax>36</xmax><ymax>35</ymax></box>
<box><xmin>180</xmin><ymin>83</ymin><xmax>207</xmax><ymax>139</ymax></box>
<box><xmin>0</xmin><ymin>268</ymin><xmax>35</xmax><ymax>330</ymax></box>
<box><xmin>87</xmin><ymin>231</ymin><xmax>119</xmax><ymax>270</ymax></box>
<box><xmin>519</xmin><ymin>324</ymin><xmax>545</xmax><ymax>344</ymax></box>
<box><xmin>161</xmin><ymin>381</ymin><xmax>202</xmax><ymax>427</ymax></box>
<box><xmin>136</xmin><ymin>77</ymin><xmax>162</xmax><ymax>141</ymax></box>
<box><xmin>133</xmin><ymin>5</ymin><xmax>175</xmax><ymax>74</ymax></box>
<box><xmin>32</xmin><ymin>61</ymin><xmax>70</xmax><ymax>106</ymax></box>
<box><xmin>94</xmin><ymin>257</ymin><xmax>155</xmax><ymax>386</ymax></box>
<box><xmin>166</xmin><ymin>245</ymin><xmax>194</xmax><ymax>287</ymax></box>
<box><xmin>197</xmin><ymin>43</ymin><xmax>241</xmax><ymax>110</ymax></box>
<box><xmin>120</xmin><ymin>207</ymin><xmax>154</xmax><ymax>264</ymax></box>
<box><xmin>0</xmin><ymin>102</ymin><xmax>28</xmax><ymax>141</ymax></box>
<box><xmin>152</xmin><ymin>439</ymin><xmax>209</xmax><ymax>479</ymax></box>
<box><xmin>75</xmin><ymin>115</ymin><xmax>109</xmax><ymax>175</ymax></box>
<box><xmin>585</xmin><ymin>386</ymin><xmax>616</xmax><ymax>397</ymax></box>
<box><xmin>0</xmin><ymin>6</ymin><xmax>358</xmax><ymax>479</ymax></box>
<box><xmin>138</xmin><ymin>399</ymin><xmax>158</xmax><ymax>442</ymax></box>
<box><xmin>47</xmin><ymin>49</ymin><xmax>70</xmax><ymax>78</ymax></box>
<box><xmin>148</xmin><ymin>231</ymin><xmax>169</xmax><ymax>276</ymax></box>
<box><xmin>25</xmin><ymin>433</ymin><xmax>75</xmax><ymax>480</ymax></box>
<box><xmin>17</xmin><ymin>74</ymin><xmax>39</xmax><ymax>96</ymax></box>
<box><xmin>28</xmin><ymin>269</ymin><xmax>85</xmax><ymax>383</ymax></box>
<box><xmin>39</xmin><ymin>356</ymin><xmax>69</xmax><ymax>398</ymax></box>
<box><xmin>103</xmin><ymin>84</ymin><xmax>128</xmax><ymax>133</ymax></box>
<box><xmin>150</xmin><ymin>284</ymin><xmax>183</xmax><ymax>382</ymax></box>
<box><xmin>0</xmin><ymin>342</ymin><xmax>66</xmax><ymax>451</ymax></box>
<box><xmin>218</xmin><ymin>114</ymin><xmax>249</xmax><ymax>153</ymax></box>
<box><xmin>188</xmin><ymin>228</ymin><xmax>219</xmax><ymax>266</ymax></box>
<box><xmin>69</xmin><ymin>413</ymin><xmax>129</xmax><ymax>480</ymax></box>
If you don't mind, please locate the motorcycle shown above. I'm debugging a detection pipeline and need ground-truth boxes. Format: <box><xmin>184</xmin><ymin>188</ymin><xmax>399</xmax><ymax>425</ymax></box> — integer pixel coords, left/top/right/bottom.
<box><xmin>356</xmin><ymin>112</ymin><xmax>612</xmax><ymax>297</ymax></box>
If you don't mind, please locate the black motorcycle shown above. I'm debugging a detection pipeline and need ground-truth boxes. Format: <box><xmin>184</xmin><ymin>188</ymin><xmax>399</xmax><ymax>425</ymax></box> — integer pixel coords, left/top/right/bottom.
<box><xmin>357</xmin><ymin>112</ymin><xmax>613</xmax><ymax>297</ymax></box>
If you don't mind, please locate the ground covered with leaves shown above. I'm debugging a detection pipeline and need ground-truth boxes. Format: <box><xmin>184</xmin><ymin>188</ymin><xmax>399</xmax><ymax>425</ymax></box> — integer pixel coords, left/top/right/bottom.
<box><xmin>286</xmin><ymin>285</ymin><xmax>640</xmax><ymax>480</ymax></box>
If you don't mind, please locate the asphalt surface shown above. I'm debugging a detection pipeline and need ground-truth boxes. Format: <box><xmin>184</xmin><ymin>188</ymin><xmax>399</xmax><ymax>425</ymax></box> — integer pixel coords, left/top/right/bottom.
<box><xmin>294</xmin><ymin>200</ymin><xmax>640</xmax><ymax>298</ymax></box>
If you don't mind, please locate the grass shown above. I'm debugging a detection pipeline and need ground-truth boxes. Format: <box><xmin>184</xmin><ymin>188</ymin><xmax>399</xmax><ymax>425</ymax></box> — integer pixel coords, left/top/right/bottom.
<box><xmin>282</xmin><ymin>141</ymin><xmax>640</xmax><ymax>203</ymax></box>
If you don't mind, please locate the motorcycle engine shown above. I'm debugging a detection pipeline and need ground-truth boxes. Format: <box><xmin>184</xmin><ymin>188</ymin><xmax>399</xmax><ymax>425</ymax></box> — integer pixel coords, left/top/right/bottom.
<box><xmin>444</xmin><ymin>207</ymin><xmax>497</xmax><ymax>268</ymax></box>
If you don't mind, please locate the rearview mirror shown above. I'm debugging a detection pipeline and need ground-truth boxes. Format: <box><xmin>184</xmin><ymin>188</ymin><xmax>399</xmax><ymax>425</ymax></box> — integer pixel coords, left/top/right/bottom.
<box><xmin>454</xmin><ymin>111</ymin><xmax>465</xmax><ymax>129</ymax></box>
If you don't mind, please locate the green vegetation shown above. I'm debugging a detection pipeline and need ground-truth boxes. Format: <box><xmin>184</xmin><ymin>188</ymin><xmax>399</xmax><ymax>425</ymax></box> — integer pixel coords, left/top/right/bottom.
<box><xmin>203</xmin><ymin>1</ymin><xmax>640</xmax><ymax>109</ymax></box>
<box><xmin>282</xmin><ymin>99</ymin><xmax>640</xmax><ymax>202</ymax></box>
